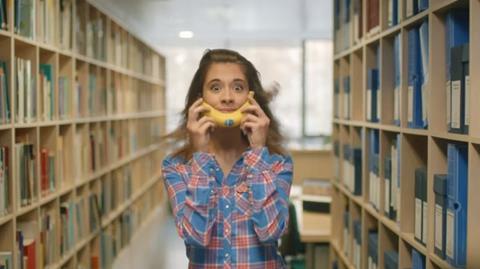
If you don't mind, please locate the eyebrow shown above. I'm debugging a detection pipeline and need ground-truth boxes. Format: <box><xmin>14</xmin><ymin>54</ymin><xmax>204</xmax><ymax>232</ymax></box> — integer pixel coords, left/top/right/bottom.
<box><xmin>206</xmin><ymin>78</ymin><xmax>246</xmax><ymax>84</ymax></box>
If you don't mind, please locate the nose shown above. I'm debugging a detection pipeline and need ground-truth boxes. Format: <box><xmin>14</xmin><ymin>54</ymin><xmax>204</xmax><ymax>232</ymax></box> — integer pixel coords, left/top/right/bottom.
<box><xmin>220</xmin><ymin>90</ymin><xmax>234</xmax><ymax>104</ymax></box>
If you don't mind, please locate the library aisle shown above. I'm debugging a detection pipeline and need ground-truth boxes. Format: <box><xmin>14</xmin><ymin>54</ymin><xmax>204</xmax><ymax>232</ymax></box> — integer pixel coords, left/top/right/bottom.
<box><xmin>113</xmin><ymin>209</ymin><xmax>188</xmax><ymax>269</ymax></box>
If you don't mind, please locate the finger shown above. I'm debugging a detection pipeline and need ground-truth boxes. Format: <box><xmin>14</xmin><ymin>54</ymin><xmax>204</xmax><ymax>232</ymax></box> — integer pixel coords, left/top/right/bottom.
<box><xmin>241</xmin><ymin>122</ymin><xmax>257</xmax><ymax>133</ymax></box>
<box><xmin>189</xmin><ymin>98</ymin><xmax>204</xmax><ymax>112</ymax></box>
<box><xmin>247</xmin><ymin>95</ymin><xmax>265</xmax><ymax>115</ymax></box>
<box><xmin>241</xmin><ymin>105</ymin><xmax>263</xmax><ymax>117</ymax></box>
<box><xmin>191</xmin><ymin>105</ymin><xmax>210</xmax><ymax>119</ymax></box>
<box><xmin>241</xmin><ymin>114</ymin><xmax>259</xmax><ymax>125</ymax></box>
<box><xmin>188</xmin><ymin>100</ymin><xmax>210</xmax><ymax>122</ymax></box>
<box><xmin>199</xmin><ymin>121</ymin><xmax>215</xmax><ymax>134</ymax></box>
<box><xmin>197</xmin><ymin>115</ymin><xmax>214</xmax><ymax>126</ymax></box>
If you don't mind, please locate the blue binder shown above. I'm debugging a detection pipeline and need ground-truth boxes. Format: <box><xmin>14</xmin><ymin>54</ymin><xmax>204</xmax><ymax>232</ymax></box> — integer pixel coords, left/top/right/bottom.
<box><xmin>433</xmin><ymin>174</ymin><xmax>447</xmax><ymax>259</ymax></box>
<box><xmin>446</xmin><ymin>143</ymin><xmax>468</xmax><ymax>268</ymax></box>
<box><xmin>412</xmin><ymin>248</ymin><xmax>426</xmax><ymax>269</ymax></box>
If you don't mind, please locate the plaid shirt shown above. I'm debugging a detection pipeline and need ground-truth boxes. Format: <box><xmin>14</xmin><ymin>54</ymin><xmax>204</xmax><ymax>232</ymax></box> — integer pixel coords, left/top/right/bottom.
<box><xmin>162</xmin><ymin>147</ymin><xmax>293</xmax><ymax>269</ymax></box>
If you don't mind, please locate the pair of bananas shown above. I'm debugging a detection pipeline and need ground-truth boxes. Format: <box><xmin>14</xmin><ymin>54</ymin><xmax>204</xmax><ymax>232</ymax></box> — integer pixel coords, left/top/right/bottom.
<box><xmin>202</xmin><ymin>91</ymin><xmax>254</xmax><ymax>127</ymax></box>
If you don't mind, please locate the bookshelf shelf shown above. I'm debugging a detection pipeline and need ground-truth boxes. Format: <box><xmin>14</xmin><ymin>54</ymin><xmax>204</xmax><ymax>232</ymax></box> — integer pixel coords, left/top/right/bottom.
<box><xmin>0</xmin><ymin>0</ymin><xmax>167</xmax><ymax>268</ymax></box>
<box><xmin>331</xmin><ymin>0</ymin><xmax>480</xmax><ymax>268</ymax></box>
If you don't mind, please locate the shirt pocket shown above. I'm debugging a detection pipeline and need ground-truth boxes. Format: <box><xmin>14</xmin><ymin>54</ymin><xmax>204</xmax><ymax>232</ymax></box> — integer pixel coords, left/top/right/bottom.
<box><xmin>233</xmin><ymin>182</ymin><xmax>251</xmax><ymax>222</ymax></box>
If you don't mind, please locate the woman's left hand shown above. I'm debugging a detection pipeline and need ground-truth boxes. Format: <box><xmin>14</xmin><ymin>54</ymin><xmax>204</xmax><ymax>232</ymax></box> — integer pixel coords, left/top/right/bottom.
<box><xmin>240</xmin><ymin>95</ymin><xmax>270</xmax><ymax>149</ymax></box>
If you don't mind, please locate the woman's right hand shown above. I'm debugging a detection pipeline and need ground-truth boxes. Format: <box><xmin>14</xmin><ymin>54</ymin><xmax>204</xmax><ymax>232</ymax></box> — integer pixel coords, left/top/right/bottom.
<box><xmin>187</xmin><ymin>98</ymin><xmax>215</xmax><ymax>152</ymax></box>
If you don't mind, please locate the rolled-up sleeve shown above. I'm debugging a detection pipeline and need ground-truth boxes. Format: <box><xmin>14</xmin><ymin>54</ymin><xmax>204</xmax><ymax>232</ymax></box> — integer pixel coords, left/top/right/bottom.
<box><xmin>162</xmin><ymin>153</ymin><xmax>218</xmax><ymax>247</ymax></box>
<box><xmin>243</xmin><ymin>147</ymin><xmax>293</xmax><ymax>243</ymax></box>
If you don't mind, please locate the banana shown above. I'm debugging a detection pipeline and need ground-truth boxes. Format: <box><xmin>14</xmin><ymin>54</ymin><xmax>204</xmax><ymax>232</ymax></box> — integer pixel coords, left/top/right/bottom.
<box><xmin>202</xmin><ymin>91</ymin><xmax>254</xmax><ymax>127</ymax></box>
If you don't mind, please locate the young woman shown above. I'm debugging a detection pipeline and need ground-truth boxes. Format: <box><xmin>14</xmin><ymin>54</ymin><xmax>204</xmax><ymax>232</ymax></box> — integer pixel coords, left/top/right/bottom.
<box><xmin>162</xmin><ymin>49</ymin><xmax>293</xmax><ymax>268</ymax></box>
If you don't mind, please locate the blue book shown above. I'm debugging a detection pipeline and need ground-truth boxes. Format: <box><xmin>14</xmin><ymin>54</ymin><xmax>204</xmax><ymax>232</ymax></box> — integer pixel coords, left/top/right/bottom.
<box><xmin>434</xmin><ymin>174</ymin><xmax>447</xmax><ymax>259</ymax></box>
<box><xmin>417</xmin><ymin>0</ymin><xmax>428</xmax><ymax>12</ymax></box>
<box><xmin>334</xmin><ymin>0</ymin><xmax>340</xmax><ymax>30</ymax></box>
<box><xmin>343</xmin><ymin>76</ymin><xmax>351</xmax><ymax>119</ymax></box>
<box><xmin>368</xmin><ymin>230</ymin><xmax>378</xmax><ymax>268</ymax></box>
<box><xmin>388</xmin><ymin>0</ymin><xmax>399</xmax><ymax>27</ymax></box>
<box><xmin>407</xmin><ymin>27</ymin><xmax>420</xmax><ymax>128</ymax></box>
<box><xmin>412</xmin><ymin>248</ymin><xmax>426</xmax><ymax>269</ymax></box>
<box><xmin>334</xmin><ymin>79</ymin><xmax>340</xmax><ymax>118</ymax></box>
<box><xmin>418</xmin><ymin>20</ymin><xmax>429</xmax><ymax>129</ymax></box>
<box><xmin>446</xmin><ymin>9</ymin><xmax>469</xmax><ymax>80</ymax></box>
<box><xmin>352</xmin><ymin>147</ymin><xmax>362</xmax><ymax>195</ymax></box>
<box><xmin>461</xmin><ymin>45</ymin><xmax>469</xmax><ymax>134</ymax></box>
<box><xmin>446</xmin><ymin>9</ymin><xmax>469</xmax><ymax>131</ymax></box>
<box><xmin>446</xmin><ymin>143</ymin><xmax>468</xmax><ymax>268</ymax></box>
<box><xmin>393</xmin><ymin>33</ymin><xmax>401</xmax><ymax>126</ymax></box>
<box><xmin>384</xmin><ymin>157</ymin><xmax>392</xmax><ymax>217</ymax></box>
<box><xmin>384</xmin><ymin>250</ymin><xmax>399</xmax><ymax>269</ymax></box>
<box><xmin>367</xmin><ymin>69</ymin><xmax>379</xmax><ymax>122</ymax></box>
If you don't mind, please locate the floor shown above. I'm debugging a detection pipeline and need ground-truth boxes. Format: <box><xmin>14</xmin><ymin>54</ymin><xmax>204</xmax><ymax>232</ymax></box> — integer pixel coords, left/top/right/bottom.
<box><xmin>112</xmin><ymin>206</ymin><xmax>189</xmax><ymax>269</ymax></box>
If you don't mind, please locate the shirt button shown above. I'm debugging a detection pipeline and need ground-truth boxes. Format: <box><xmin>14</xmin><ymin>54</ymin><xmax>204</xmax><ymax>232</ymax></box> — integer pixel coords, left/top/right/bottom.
<box><xmin>225</xmin><ymin>204</ymin><xmax>229</xmax><ymax>209</ymax></box>
<box><xmin>225</xmin><ymin>253</ymin><xmax>229</xmax><ymax>257</ymax></box>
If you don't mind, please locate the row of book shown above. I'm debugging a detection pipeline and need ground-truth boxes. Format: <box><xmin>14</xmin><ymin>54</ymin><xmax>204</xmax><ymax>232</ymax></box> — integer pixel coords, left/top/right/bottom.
<box><xmin>11</xmin><ymin>190</ymin><xmax>130</xmax><ymax>269</ymax></box>
<box><xmin>339</xmin><ymin>10</ymin><xmax>473</xmax><ymax>135</ymax></box>
<box><xmin>13</xmin><ymin>121</ymin><xmax>157</xmax><ymax>211</ymax></box>
<box><xmin>336</xmin><ymin>134</ymin><xmax>402</xmax><ymax>222</ymax></box>
<box><xmin>4</xmin><ymin>59</ymin><xmax>159</xmax><ymax>125</ymax></box>
<box><xmin>101</xmin><ymin>166</ymin><xmax>133</xmax><ymax>217</ymax></box>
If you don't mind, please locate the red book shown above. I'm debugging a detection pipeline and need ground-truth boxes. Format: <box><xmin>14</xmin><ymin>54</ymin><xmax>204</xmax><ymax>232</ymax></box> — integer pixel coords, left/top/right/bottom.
<box><xmin>91</xmin><ymin>256</ymin><xmax>99</xmax><ymax>269</ymax></box>
<box><xmin>40</xmin><ymin>149</ymin><xmax>48</xmax><ymax>194</ymax></box>
<box><xmin>24</xmin><ymin>239</ymin><xmax>36</xmax><ymax>269</ymax></box>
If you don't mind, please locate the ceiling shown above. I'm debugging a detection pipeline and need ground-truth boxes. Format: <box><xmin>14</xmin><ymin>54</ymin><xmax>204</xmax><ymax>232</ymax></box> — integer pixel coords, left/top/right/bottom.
<box><xmin>90</xmin><ymin>0</ymin><xmax>333</xmax><ymax>50</ymax></box>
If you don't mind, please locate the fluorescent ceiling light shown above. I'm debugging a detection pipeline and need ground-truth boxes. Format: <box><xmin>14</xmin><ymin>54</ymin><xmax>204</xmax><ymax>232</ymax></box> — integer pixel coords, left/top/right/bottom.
<box><xmin>179</xmin><ymin>31</ymin><xmax>194</xmax><ymax>39</ymax></box>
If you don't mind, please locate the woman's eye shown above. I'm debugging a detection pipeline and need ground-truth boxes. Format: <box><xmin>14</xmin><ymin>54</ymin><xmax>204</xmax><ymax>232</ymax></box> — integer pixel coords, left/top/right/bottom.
<box><xmin>233</xmin><ymin>85</ymin><xmax>244</xmax><ymax>91</ymax></box>
<box><xmin>210</xmin><ymin>85</ymin><xmax>221</xmax><ymax>91</ymax></box>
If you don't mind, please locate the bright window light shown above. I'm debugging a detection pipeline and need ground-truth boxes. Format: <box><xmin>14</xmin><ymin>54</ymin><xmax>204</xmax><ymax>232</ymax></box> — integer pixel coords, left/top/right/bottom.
<box><xmin>178</xmin><ymin>31</ymin><xmax>194</xmax><ymax>39</ymax></box>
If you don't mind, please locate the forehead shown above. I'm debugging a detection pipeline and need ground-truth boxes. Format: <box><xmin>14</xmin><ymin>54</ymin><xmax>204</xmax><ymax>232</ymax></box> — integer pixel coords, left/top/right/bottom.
<box><xmin>204</xmin><ymin>63</ymin><xmax>247</xmax><ymax>82</ymax></box>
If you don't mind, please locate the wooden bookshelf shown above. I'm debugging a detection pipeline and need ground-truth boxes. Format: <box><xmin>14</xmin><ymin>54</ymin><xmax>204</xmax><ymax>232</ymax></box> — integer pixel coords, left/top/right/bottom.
<box><xmin>0</xmin><ymin>0</ymin><xmax>167</xmax><ymax>268</ymax></box>
<box><xmin>331</xmin><ymin>0</ymin><xmax>480</xmax><ymax>268</ymax></box>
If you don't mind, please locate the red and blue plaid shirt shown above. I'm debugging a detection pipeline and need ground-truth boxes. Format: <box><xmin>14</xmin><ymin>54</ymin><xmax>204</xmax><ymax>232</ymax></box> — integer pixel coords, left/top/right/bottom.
<box><xmin>162</xmin><ymin>147</ymin><xmax>293</xmax><ymax>269</ymax></box>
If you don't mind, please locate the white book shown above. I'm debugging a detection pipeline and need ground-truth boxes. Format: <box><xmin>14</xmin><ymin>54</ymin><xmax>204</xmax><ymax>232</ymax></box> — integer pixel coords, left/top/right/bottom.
<box><xmin>25</xmin><ymin>60</ymin><xmax>31</xmax><ymax>123</ymax></box>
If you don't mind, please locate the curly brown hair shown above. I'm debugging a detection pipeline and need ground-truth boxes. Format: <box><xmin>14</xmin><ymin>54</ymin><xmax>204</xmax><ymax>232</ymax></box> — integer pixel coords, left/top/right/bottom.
<box><xmin>164</xmin><ymin>49</ymin><xmax>287</xmax><ymax>159</ymax></box>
